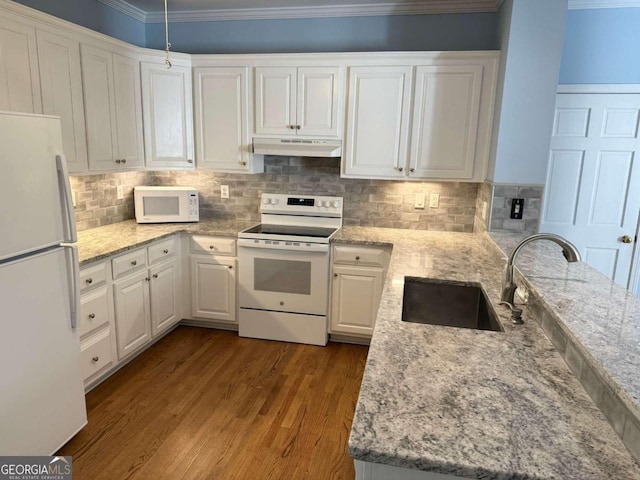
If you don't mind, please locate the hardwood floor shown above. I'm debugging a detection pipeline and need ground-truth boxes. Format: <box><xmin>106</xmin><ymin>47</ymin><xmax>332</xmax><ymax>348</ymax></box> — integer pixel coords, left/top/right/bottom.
<box><xmin>59</xmin><ymin>326</ymin><xmax>369</xmax><ymax>480</ymax></box>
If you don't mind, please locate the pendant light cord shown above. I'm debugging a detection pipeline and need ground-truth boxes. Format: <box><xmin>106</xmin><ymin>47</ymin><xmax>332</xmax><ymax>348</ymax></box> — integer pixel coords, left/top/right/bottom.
<box><xmin>164</xmin><ymin>0</ymin><xmax>172</xmax><ymax>69</ymax></box>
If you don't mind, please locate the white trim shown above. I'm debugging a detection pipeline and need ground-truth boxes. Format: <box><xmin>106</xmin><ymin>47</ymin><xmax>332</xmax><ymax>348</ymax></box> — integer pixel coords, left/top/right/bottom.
<box><xmin>568</xmin><ymin>0</ymin><xmax>640</xmax><ymax>9</ymax></box>
<box><xmin>144</xmin><ymin>1</ymin><xmax>503</xmax><ymax>23</ymax></box>
<box><xmin>95</xmin><ymin>0</ymin><xmax>147</xmax><ymax>22</ymax></box>
<box><xmin>558</xmin><ymin>84</ymin><xmax>640</xmax><ymax>94</ymax></box>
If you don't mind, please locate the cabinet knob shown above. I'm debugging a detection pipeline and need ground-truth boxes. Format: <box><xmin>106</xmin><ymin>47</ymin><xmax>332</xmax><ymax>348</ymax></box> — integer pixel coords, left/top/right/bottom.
<box><xmin>410</xmin><ymin>168</ymin><xmax>415</xmax><ymax>172</ymax></box>
<box><xmin>86</xmin><ymin>278</ymin><xmax>93</xmax><ymax>284</ymax></box>
<box><xmin>288</xmin><ymin>125</ymin><xmax>295</xmax><ymax>130</ymax></box>
<box><xmin>92</xmin><ymin>356</ymin><xmax>99</xmax><ymax>362</ymax></box>
<box><xmin>209</xmin><ymin>245</ymin><xmax>215</xmax><ymax>250</ymax></box>
<box><xmin>88</xmin><ymin>313</ymin><xmax>96</xmax><ymax>319</ymax></box>
<box><xmin>355</xmin><ymin>255</ymin><xmax>360</xmax><ymax>260</ymax></box>
<box><xmin>228</xmin><ymin>265</ymin><xmax>233</xmax><ymax>269</ymax></box>
<box><xmin>163</xmin><ymin>249</ymin><xmax>169</xmax><ymax>254</ymax></box>
<box><xmin>153</xmin><ymin>274</ymin><xmax>158</xmax><ymax>279</ymax></box>
<box><xmin>398</xmin><ymin>167</ymin><xmax>403</xmax><ymax>172</ymax></box>
<box><xmin>187</xmin><ymin>159</ymin><xmax>194</xmax><ymax>164</ymax></box>
<box><xmin>239</xmin><ymin>161</ymin><xmax>247</xmax><ymax>166</ymax></box>
<box><xmin>131</xmin><ymin>260</ymin><xmax>137</xmax><ymax>266</ymax></box>
<box><xmin>115</xmin><ymin>159</ymin><xmax>121</xmax><ymax>164</ymax></box>
<box><xmin>122</xmin><ymin>159</ymin><xmax>127</xmax><ymax>164</ymax></box>
<box><xmin>333</xmin><ymin>273</ymin><xmax>338</xmax><ymax>277</ymax></box>
<box><xmin>280</xmin><ymin>301</ymin><xmax>284</xmax><ymax>306</ymax></box>
<box><xmin>145</xmin><ymin>277</ymin><xmax>150</xmax><ymax>282</ymax></box>
<box><xmin>296</xmin><ymin>125</ymin><xmax>301</xmax><ymax>130</ymax></box>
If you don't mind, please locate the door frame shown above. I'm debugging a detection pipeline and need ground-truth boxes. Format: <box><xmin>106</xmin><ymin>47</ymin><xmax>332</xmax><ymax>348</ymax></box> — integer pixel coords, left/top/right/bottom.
<box><xmin>556</xmin><ymin>84</ymin><xmax>640</xmax><ymax>294</ymax></box>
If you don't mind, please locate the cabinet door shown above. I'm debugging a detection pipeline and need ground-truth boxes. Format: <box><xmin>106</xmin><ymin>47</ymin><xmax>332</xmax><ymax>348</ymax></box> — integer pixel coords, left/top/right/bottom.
<box><xmin>113</xmin><ymin>270</ymin><xmax>151</xmax><ymax>360</ymax></box>
<box><xmin>409</xmin><ymin>65</ymin><xmax>483</xmax><ymax>179</ymax></box>
<box><xmin>190</xmin><ymin>256</ymin><xmax>236</xmax><ymax>323</ymax></box>
<box><xmin>113</xmin><ymin>53</ymin><xmax>144</xmax><ymax>168</ymax></box>
<box><xmin>141</xmin><ymin>63</ymin><xmax>194</xmax><ymax>169</ymax></box>
<box><xmin>330</xmin><ymin>265</ymin><xmax>383</xmax><ymax>336</ymax></box>
<box><xmin>0</xmin><ymin>18</ymin><xmax>41</xmax><ymax>114</ymax></box>
<box><xmin>343</xmin><ymin>66</ymin><xmax>412</xmax><ymax>178</ymax></box>
<box><xmin>37</xmin><ymin>31</ymin><xmax>88</xmax><ymax>173</ymax></box>
<box><xmin>149</xmin><ymin>259</ymin><xmax>180</xmax><ymax>337</ymax></box>
<box><xmin>194</xmin><ymin>66</ymin><xmax>252</xmax><ymax>172</ymax></box>
<box><xmin>254</xmin><ymin>66</ymin><xmax>296</xmax><ymax>136</ymax></box>
<box><xmin>297</xmin><ymin>66</ymin><xmax>341</xmax><ymax>137</ymax></box>
<box><xmin>81</xmin><ymin>44</ymin><xmax>119</xmax><ymax>171</ymax></box>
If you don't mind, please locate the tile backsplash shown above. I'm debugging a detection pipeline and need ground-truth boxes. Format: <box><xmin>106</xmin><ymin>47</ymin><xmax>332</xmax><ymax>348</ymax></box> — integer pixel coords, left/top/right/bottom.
<box><xmin>71</xmin><ymin>158</ymin><xmax>480</xmax><ymax>232</ymax></box>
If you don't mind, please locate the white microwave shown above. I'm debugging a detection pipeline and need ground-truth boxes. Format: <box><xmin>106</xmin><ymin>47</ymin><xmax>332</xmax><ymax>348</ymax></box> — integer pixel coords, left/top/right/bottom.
<box><xmin>134</xmin><ymin>186</ymin><xmax>199</xmax><ymax>223</ymax></box>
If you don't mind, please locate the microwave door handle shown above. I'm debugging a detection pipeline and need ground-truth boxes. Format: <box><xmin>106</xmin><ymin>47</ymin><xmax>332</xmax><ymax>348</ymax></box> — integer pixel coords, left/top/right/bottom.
<box><xmin>56</xmin><ymin>154</ymin><xmax>77</xmax><ymax>243</ymax></box>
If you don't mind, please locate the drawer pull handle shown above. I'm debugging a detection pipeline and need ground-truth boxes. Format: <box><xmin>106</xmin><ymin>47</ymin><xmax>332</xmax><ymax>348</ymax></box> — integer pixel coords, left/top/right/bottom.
<box><xmin>131</xmin><ymin>260</ymin><xmax>137</xmax><ymax>266</ymax></box>
<box><xmin>163</xmin><ymin>249</ymin><xmax>169</xmax><ymax>254</ymax></box>
<box><xmin>92</xmin><ymin>356</ymin><xmax>99</xmax><ymax>362</ymax></box>
<box><xmin>153</xmin><ymin>274</ymin><xmax>159</xmax><ymax>279</ymax></box>
<box><xmin>355</xmin><ymin>256</ymin><xmax>360</xmax><ymax>260</ymax></box>
<box><xmin>86</xmin><ymin>278</ymin><xmax>93</xmax><ymax>284</ymax></box>
<box><xmin>88</xmin><ymin>313</ymin><xmax>96</xmax><ymax>319</ymax></box>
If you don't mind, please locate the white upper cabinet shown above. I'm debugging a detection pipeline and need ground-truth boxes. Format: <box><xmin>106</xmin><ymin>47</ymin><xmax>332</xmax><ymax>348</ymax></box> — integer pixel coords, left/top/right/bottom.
<box><xmin>81</xmin><ymin>44</ymin><xmax>143</xmax><ymax>171</ymax></box>
<box><xmin>141</xmin><ymin>62</ymin><xmax>195</xmax><ymax>170</ymax></box>
<box><xmin>343</xmin><ymin>66</ymin><xmax>413</xmax><ymax>178</ymax></box>
<box><xmin>343</xmin><ymin>54</ymin><xmax>498</xmax><ymax>182</ymax></box>
<box><xmin>255</xmin><ymin>66</ymin><xmax>341</xmax><ymax>137</ymax></box>
<box><xmin>194</xmin><ymin>66</ymin><xmax>262</xmax><ymax>173</ymax></box>
<box><xmin>0</xmin><ymin>17</ymin><xmax>41</xmax><ymax>114</ymax></box>
<box><xmin>409</xmin><ymin>65</ymin><xmax>483</xmax><ymax>179</ymax></box>
<box><xmin>36</xmin><ymin>30</ymin><xmax>88</xmax><ymax>173</ymax></box>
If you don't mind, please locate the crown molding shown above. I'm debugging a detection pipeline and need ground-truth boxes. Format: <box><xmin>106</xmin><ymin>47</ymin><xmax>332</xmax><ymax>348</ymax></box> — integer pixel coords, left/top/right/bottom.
<box><xmin>97</xmin><ymin>0</ymin><xmax>502</xmax><ymax>23</ymax></box>
<box><xmin>568</xmin><ymin>0</ymin><xmax>640</xmax><ymax>9</ymax></box>
<box><xmin>95</xmin><ymin>0</ymin><xmax>147</xmax><ymax>22</ymax></box>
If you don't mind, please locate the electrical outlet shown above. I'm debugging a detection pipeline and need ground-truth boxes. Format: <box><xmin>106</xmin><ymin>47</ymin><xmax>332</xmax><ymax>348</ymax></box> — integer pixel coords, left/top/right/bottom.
<box><xmin>116</xmin><ymin>185</ymin><xmax>124</xmax><ymax>200</ymax></box>
<box><xmin>429</xmin><ymin>193</ymin><xmax>439</xmax><ymax>208</ymax></box>
<box><xmin>481</xmin><ymin>201</ymin><xmax>488</xmax><ymax>221</ymax></box>
<box><xmin>220</xmin><ymin>185</ymin><xmax>229</xmax><ymax>199</ymax></box>
<box><xmin>72</xmin><ymin>191</ymin><xmax>77</xmax><ymax>207</ymax></box>
<box><xmin>414</xmin><ymin>193</ymin><xmax>426</xmax><ymax>209</ymax></box>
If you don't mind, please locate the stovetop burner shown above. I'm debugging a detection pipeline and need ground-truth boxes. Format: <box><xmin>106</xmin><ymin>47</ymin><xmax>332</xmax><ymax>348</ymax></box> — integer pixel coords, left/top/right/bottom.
<box><xmin>241</xmin><ymin>224</ymin><xmax>338</xmax><ymax>239</ymax></box>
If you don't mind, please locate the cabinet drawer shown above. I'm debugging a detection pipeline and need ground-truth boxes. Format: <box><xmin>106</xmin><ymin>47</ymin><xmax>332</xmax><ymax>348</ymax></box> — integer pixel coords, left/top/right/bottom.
<box><xmin>79</xmin><ymin>287</ymin><xmax>110</xmax><ymax>338</ymax></box>
<box><xmin>148</xmin><ymin>238</ymin><xmax>176</xmax><ymax>265</ymax></box>
<box><xmin>80</xmin><ymin>262</ymin><xmax>108</xmax><ymax>293</ymax></box>
<box><xmin>112</xmin><ymin>248</ymin><xmax>147</xmax><ymax>279</ymax></box>
<box><xmin>81</xmin><ymin>328</ymin><xmax>113</xmax><ymax>382</ymax></box>
<box><xmin>191</xmin><ymin>236</ymin><xmax>236</xmax><ymax>256</ymax></box>
<box><xmin>333</xmin><ymin>245</ymin><xmax>386</xmax><ymax>267</ymax></box>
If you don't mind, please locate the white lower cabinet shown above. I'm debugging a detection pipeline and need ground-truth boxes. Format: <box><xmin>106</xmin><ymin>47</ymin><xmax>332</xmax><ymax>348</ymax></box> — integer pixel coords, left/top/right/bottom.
<box><xmin>330</xmin><ymin>245</ymin><xmax>389</xmax><ymax>337</ymax></box>
<box><xmin>150</xmin><ymin>258</ymin><xmax>180</xmax><ymax>336</ymax></box>
<box><xmin>113</xmin><ymin>269</ymin><xmax>151</xmax><ymax>359</ymax></box>
<box><xmin>190</xmin><ymin>256</ymin><xmax>237</xmax><ymax>323</ymax></box>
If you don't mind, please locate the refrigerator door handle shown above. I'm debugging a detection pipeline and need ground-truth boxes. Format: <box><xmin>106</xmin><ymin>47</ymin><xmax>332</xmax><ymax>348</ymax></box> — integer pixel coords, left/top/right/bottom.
<box><xmin>56</xmin><ymin>154</ymin><xmax>77</xmax><ymax>243</ymax></box>
<box><xmin>62</xmin><ymin>243</ymin><xmax>80</xmax><ymax>330</ymax></box>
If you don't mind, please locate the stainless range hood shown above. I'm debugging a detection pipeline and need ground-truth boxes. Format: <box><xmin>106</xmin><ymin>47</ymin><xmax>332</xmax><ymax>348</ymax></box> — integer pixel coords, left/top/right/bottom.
<box><xmin>252</xmin><ymin>138</ymin><xmax>342</xmax><ymax>158</ymax></box>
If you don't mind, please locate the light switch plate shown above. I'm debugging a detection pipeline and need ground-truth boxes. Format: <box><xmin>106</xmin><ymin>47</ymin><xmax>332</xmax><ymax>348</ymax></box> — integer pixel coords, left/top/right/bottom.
<box><xmin>415</xmin><ymin>193</ymin><xmax>426</xmax><ymax>209</ymax></box>
<box><xmin>429</xmin><ymin>193</ymin><xmax>439</xmax><ymax>208</ymax></box>
<box><xmin>221</xmin><ymin>185</ymin><xmax>230</xmax><ymax>199</ymax></box>
<box><xmin>116</xmin><ymin>185</ymin><xmax>123</xmax><ymax>200</ymax></box>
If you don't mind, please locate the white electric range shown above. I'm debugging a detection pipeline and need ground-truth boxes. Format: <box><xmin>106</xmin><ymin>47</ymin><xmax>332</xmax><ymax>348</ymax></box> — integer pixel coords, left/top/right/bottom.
<box><xmin>237</xmin><ymin>193</ymin><xmax>343</xmax><ymax>346</ymax></box>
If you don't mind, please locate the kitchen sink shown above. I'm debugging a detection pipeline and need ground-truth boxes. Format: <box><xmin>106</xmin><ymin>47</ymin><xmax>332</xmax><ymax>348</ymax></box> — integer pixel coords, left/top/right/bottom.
<box><xmin>401</xmin><ymin>277</ymin><xmax>503</xmax><ymax>332</ymax></box>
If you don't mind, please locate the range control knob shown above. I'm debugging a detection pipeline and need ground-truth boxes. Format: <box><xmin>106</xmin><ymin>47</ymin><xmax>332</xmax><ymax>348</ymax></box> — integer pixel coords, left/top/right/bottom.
<box><xmin>262</xmin><ymin>198</ymin><xmax>271</xmax><ymax>205</ymax></box>
<box><xmin>331</xmin><ymin>201</ymin><xmax>340</xmax><ymax>208</ymax></box>
<box><xmin>323</xmin><ymin>200</ymin><xmax>331</xmax><ymax>207</ymax></box>
<box><xmin>272</xmin><ymin>198</ymin><xmax>279</xmax><ymax>205</ymax></box>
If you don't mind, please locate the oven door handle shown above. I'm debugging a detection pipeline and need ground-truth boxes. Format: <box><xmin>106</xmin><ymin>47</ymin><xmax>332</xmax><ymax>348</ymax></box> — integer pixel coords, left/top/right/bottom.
<box><xmin>238</xmin><ymin>238</ymin><xmax>329</xmax><ymax>253</ymax></box>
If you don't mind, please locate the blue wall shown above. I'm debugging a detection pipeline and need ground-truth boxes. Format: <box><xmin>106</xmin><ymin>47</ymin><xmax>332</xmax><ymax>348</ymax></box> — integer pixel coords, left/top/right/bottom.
<box><xmin>12</xmin><ymin>0</ymin><xmax>145</xmax><ymax>47</ymax></box>
<box><xmin>145</xmin><ymin>13</ymin><xmax>498</xmax><ymax>54</ymax></box>
<box><xmin>560</xmin><ymin>7</ymin><xmax>640</xmax><ymax>84</ymax></box>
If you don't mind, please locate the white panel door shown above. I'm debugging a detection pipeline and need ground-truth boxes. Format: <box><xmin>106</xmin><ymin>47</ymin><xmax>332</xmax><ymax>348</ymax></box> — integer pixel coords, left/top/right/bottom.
<box><xmin>297</xmin><ymin>66</ymin><xmax>340</xmax><ymax>137</ymax></box>
<box><xmin>409</xmin><ymin>65</ymin><xmax>482</xmax><ymax>179</ymax></box>
<box><xmin>114</xmin><ymin>271</ymin><xmax>151</xmax><ymax>359</ymax></box>
<box><xmin>330</xmin><ymin>265</ymin><xmax>383</xmax><ymax>336</ymax></box>
<box><xmin>0</xmin><ymin>113</ymin><xmax>67</xmax><ymax>260</ymax></box>
<box><xmin>113</xmin><ymin>53</ymin><xmax>144</xmax><ymax>168</ymax></box>
<box><xmin>149</xmin><ymin>259</ymin><xmax>180</xmax><ymax>337</ymax></box>
<box><xmin>194</xmin><ymin>66</ymin><xmax>251</xmax><ymax>171</ymax></box>
<box><xmin>343</xmin><ymin>66</ymin><xmax>413</xmax><ymax>178</ymax></box>
<box><xmin>0</xmin><ymin>248</ymin><xmax>87</xmax><ymax>455</ymax></box>
<box><xmin>191</xmin><ymin>256</ymin><xmax>236</xmax><ymax>323</ymax></box>
<box><xmin>141</xmin><ymin>63</ymin><xmax>194</xmax><ymax>169</ymax></box>
<box><xmin>37</xmin><ymin>31</ymin><xmax>88</xmax><ymax>173</ymax></box>
<box><xmin>81</xmin><ymin>44</ymin><xmax>119</xmax><ymax>171</ymax></box>
<box><xmin>0</xmin><ymin>18</ymin><xmax>41</xmax><ymax>114</ymax></box>
<box><xmin>254</xmin><ymin>66</ymin><xmax>296</xmax><ymax>135</ymax></box>
<box><xmin>541</xmin><ymin>93</ymin><xmax>640</xmax><ymax>287</ymax></box>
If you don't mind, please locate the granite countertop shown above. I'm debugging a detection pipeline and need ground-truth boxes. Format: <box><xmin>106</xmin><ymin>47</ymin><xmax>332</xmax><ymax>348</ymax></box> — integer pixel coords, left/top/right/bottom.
<box><xmin>343</xmin><ymin>227</ymin><xmax>640</xmax><ymax>479</ymax></box>
<box><xmin>76</xmin><ymin>219</ymin><xmax>256</xmax><ymax>265</ymax></box>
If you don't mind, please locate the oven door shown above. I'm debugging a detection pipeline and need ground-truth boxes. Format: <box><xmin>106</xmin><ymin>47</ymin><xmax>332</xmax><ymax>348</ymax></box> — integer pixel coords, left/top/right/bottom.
<box><xmin>238</xmin><ymin>239</ymin><xmax>330</xmax><ymax>316</ymax></box>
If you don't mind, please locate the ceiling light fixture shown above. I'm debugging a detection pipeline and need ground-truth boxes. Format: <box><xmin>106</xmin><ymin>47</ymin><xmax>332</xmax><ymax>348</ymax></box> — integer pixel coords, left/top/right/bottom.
<box><xmin>164</xmin><ymin>0</ymin><xmax>172</xmax><ymax>69</ymax></box>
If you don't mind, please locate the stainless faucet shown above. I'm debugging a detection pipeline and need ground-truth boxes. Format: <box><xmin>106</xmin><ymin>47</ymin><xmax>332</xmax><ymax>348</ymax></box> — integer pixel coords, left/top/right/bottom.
<box><xmin>499</xmin><ymin>233</ymin><xmax>581</xmax><ymax>323</ymax></box>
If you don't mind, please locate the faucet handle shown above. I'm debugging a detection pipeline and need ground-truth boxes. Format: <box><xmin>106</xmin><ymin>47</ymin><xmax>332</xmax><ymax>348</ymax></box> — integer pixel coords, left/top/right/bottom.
<box><xmin>499</xmin><ymin>301</ymin><xmax>524</xmax><ymax>324</ymax></box>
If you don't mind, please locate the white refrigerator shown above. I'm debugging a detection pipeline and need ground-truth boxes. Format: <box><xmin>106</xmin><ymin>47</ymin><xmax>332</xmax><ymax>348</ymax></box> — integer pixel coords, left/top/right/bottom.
<box><xmin>0</xmin><ymin>111</ymin><xmax>87</xmax><ymax>454</ymax></box>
